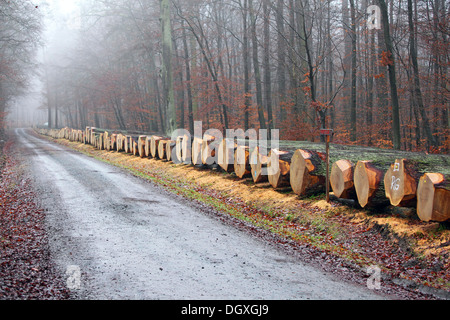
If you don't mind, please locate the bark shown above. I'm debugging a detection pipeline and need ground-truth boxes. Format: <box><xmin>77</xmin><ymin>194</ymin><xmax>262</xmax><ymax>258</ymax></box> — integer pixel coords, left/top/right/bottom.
<box><xmin>250</xmin><ymin>146</ymin><xmax>269</xmax><ymax>183</ymax></box>
<box><xmin>160</xmin><ymin>0</ymin><xmax>176</xmax><ymax>135</ymax></box>
<box><xmin>249</xmin><ymin>0</ymin><xmax>267</xmax><ymax>130</ymax></box>
<box><xmin>383</xmin><ymin>158</ymin><xmax>420</xmax><ymax>207</ymax></box>
<box><xmin>407</xmin><ymin>0</ymin><xmax>436</xmax><ymax>150</ymax></box>
<box><xmin>234</xmin><ymin>145</ymin><xmax>252</xmax><ymax>179</ymax></box>
<box><xmin>378</xmin><ymin>0</ymin><xmax>401</xmax><ymax>150</ymax></box>
<box><xmin>267</xmin><ymin>149</ymin><xmax>293</xmax><ymax>189</ymax></box>
<box><xmin>330</xmin><ymin>159</ymin><xmax>356</xmax><ymax>199</ymax></box>
<box><xmin>290</xmin><ymin>149</ymin><xmax>326</xmax><ymax>195</ymax></box>
<box><xmin>417</xmin><ymin>173</ymin><xmax>450</xmax><ymax>222</ymax></box>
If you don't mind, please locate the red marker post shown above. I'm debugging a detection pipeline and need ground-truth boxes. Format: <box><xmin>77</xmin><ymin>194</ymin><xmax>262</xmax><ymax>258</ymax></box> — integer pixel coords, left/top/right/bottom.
<box><xmin>320</xmin><ymin>129</ymin><xmax>334</xmax><ymax>203</ymax></box>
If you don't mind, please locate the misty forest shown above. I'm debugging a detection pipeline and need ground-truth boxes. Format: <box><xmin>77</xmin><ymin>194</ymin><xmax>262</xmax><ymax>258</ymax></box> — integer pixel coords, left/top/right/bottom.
<box><xmin>1</xmin><ymin>0</ymin><xmax>449</xmax><ymax>153</ymax></box>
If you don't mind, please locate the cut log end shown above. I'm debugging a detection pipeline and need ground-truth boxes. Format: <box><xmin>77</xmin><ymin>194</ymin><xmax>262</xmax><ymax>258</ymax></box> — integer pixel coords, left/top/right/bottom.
<box><xmin>417</xmin><ymin>173</ymin><xmax>450</xmax><ymax>222</ymax></box>
<box><xmin>330</xmin><ymin>159</ymin><xmax>355</xmax><ymax>199</ymax></box>
<box><xmin>218</xmin><ymin>139</ymin><xmax>235</xmax><ymax>172</ymax></box>
<box><xmin>234</xmin><ymin>146</ymin><xmax>251</xmax><ymax>178</ymax></box>
<box><xmin>267</xmin><ymin>149</ymin><xmax>291</xmax><ymax>189</ymax></box>
<box><xmin>354</xmin><ymin>160</ymin><xmax>387</xmax><ymax>208</ymax></box>
<box><xmin>383</xmin><ymin>159</ymin><xmax>418</xmax><ymax>207</ymax></box>
<box><xmin>250</xmin><ymin>147</ymin><xmax>268</xmax><ymax>183</ymax></box>
<box><xmin>289</xmin><ymin>149</ymin><xmax>324</xmax><ymax>195</ymax></box>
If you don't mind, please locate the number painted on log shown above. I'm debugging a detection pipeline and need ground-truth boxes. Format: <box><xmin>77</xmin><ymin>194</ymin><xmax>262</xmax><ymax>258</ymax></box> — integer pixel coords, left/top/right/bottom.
<box><xmin>391</xmin><ymin>176</ymin><xmax>400</xmax><ymax>191</ymax></box>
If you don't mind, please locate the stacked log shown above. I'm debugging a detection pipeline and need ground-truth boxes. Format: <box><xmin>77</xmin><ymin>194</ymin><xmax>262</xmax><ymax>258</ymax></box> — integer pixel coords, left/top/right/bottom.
<box><xmin>383</xmin><ymin>159</ymin><xmax>420</xmax><ymax>207</ymax></box>
<box><xmin>35</xmin><ymin>126</ymin><xmax>450</xmax><ymax>222</ymax></box>
<box><xmin>110</xmin><ymin>134</ymin><xmax>117</xmax><ymax>151</ymax></box>
<box><xmin>131</xmin><ymin>136</ymin><xmax>139</xmax><ymax>156</ymax></box>
<box><xmin>164</xmin><ymin>140</ymin><xmax>176</xmax><ymax>162</ymax></box>
<box><xmin>116</xmin><ymin>133</ymin><xmax>125</xmax><ymax>152</ymax></box>
<box><xmin>103</xmin><ymin>131</ymin><xmax>110</xmax><ymax>151</ymax></box>
<box><xmin>201</xmin><ymin>134</ymin><xmax>217</xmax><ymax>166</ymax></box>
<box><xmin>98</xmin><ymin>133</ymin><xmax>104</xmax><ymax>150</ymax></box>
<box><xmin>290</xmin><ymin>149</ymin><xmax>326</xmax><ymax>195</ymax></box>
<box><xmin>417</xmin><ymin>173</ymin><xmax>450</xmax><ymax>222</ymax></box>
<box><xmin>191</xmin><ymin>137</ymin><xmax>204</xmax><ymax>166</ymax></box>
<box><xmin>181</xmin><ymin>134</ymin><xmax>193</xmax><ymax>164</ymax></box>
<box><xmin>250</xmin><ymin>146</ymin><xmax>268</xmax><ymax>183</ymax></box>
<box><xmin>330</xmin><ymin>160</ymin><xmax>356</xmax><ymax>199</ymax></box>
<box><xmin>150</xmin><ymin>136</ymin><xmax>165</xmax><ymax>159</ymax></box>
<box><xmin>138</xmin><ymin>135</ymin><xmax>148</xmax><ymax>158</ymax></box>
<box><xmin>157</xmin><ymin>139</ymin><xmax>174</xmax><ymax>161</ymax></box>
<box><xmin>124</xmin><ymin>135</ymin><xmax>131</xmax><ymax>153</ymax></box>
<box><xmin>234</xmin><ymin>145</ymin><xmax>252</xmax><ymax>179</ymax></box>
<box><xmin>218</xmin><ymin>138</ymin><xmax>236</xmax><ymax>173</ymax></box>
<box><xmin>354</xmin><ymin>161</ymin><xmax>389</xmax><ymax>208</ymax></box>
<box><xmin>173</xmin><ymin>136</ymin><xmax>184</xmax><ymax>164</ymax></box>
<box><xmin>145</xmin><ymin>136</ymin><xmax>152</xmax><ymax>158</ymax></box>
<box><xmin>267</xmin><ymin>149</ymin><xmax>293</xmax><ymax>189</ymax></box>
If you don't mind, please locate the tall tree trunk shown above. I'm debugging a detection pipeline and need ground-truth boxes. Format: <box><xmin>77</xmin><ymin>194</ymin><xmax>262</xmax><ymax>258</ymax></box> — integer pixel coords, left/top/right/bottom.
<box><xmin>249</xmin><ymin>0</ymin><xmax>267</xmax><ymax>130</ymax></box>
<box><xmin>243</xmin><ymin>0</ymin><xmax>251</xmax><ymax>131</ymax></box>
<box><xmin>160</xmin><ymin>0</ymin><xmax>176</xmax><ymax>135</ymax></box>
<box><xmin>407</xmin><ymin>0</ymin><xmax>435</xmax><ymax>150</ymax></box>
<box><xmin>263</xmin><ymin>0</ymin><xmax>273</xmax><ymax>134</ymax></box>
<box><xmin>276</xmin><ymin>0</ymin><xmax>287</xmax><ymax>123</ymax></box>
<box><xmin>378</xmin><ymin>0</ymin><xmax>401</xmax><ymax>150</ymax></box>
<box><xmin>342</xmin><ymin>0</ymin><xmax>352</xmax><ymax>128</ymax></box>
<box><xmin>181</xmin><ymin>20</ymin><xmax>194</xmax><ymax>134</ymax></box>
<box><xmin>349</xmin><ymin>0</ymin><xmax>357</xmax><ymax>142</ymax></box>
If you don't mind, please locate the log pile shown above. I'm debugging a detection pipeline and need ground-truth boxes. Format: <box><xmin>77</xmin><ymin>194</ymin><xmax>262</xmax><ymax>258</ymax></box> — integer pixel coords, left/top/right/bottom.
<box><xmin>234</xmin><ymin>145</ymin><xmax>252</xmax><ymax>179</ymax></box>
<box><xmin>267</xmin><ymin>149</ymin><xmax>292</xmax><ymax>189</ymax></box>
<box><xmin>290</xmin><ymin>149</ymin><xmax>326</xmax><ymax>196</ymax></box>
<box><xmin>35</xmin><ymin>126</ymin><xmax>450</xmax><ymax>222</ymax></box>
<box><xmin>250</xmin><ymin>146</ymin><xmax>268</xmax><ymax>183</ymax></box>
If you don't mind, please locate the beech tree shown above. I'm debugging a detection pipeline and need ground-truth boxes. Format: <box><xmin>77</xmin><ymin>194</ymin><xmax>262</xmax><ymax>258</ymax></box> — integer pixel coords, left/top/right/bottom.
<box><xmin>0</xmin><ymin>1</ymin><xmax>42</xmax><ymax>135</ymax></box>
<box><xmin>35</xmin><ymin>0</ymin><xmax>448</xmax><ymax>153</ymax></box>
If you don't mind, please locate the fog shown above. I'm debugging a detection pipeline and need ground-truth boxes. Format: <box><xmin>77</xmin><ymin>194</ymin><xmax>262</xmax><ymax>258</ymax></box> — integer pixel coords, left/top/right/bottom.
<box><xmin>3</xmin><ymin>0</ymin><xmax>448</xmax><ymax>152</ymax></box>
<box><xmin>7</xmin><ymin>0</ymin><xmax>81</xmax><ymax>129</ymax></box>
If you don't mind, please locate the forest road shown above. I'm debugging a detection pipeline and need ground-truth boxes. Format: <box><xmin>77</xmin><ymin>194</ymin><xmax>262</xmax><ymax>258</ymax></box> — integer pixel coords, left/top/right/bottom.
<box><xmin>15</xmin><ymin>128</ymin><xmax>388</xmax><ymax>300</ymax></box>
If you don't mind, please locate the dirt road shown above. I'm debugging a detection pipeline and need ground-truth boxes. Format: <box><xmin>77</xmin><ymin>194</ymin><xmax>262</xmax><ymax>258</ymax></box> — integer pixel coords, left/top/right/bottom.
<box><xmin>15</xmin><ymin>128</ymin><xmax>389</xmax><ymax>300</ymax></box>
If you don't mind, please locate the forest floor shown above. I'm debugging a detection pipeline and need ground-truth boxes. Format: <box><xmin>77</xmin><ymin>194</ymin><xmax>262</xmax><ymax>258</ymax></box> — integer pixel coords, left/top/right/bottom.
<box><xmin>0</xmin><ymin>134</ymin><xmax>70</xmax><ymax>299</ymax></box>
<box><xmin>43</xmin><ymin>132</ymin><xmax>450</xmax><ymax>300</ymax></box>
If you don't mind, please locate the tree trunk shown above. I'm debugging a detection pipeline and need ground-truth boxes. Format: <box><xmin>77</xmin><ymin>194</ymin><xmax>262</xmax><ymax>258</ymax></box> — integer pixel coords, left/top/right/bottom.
<box><xmin>383</xmin><ymin>158</ymin><xmax>420</xmax><ymax>207</ymax></box>
<box><xmin>417</xmin><ymin>173</ymin><xmax>450</xmax><ymax>222</ymax></box>
<box><xmin>150</xmin><ymin>136</ymin><xmax>165</xmax><ymax>158</ymax></box>
<box><xmin>407</xmin><ymin>0</ymin><xmax>436</xmax><ymax>150</ymax></box>
<box><xmin>349</xmin><ymin>0</ymin><xmax>357</xmax><ymax>142</ymax></box>
<box><xmin>267</xmin><ymin>149</ymin><xmax>293</xmax><ymax>189</ymax></box>
<box><xmin>290</xmin><ymin>149</ymin><xmax>326</xmax><ymax>195</ymax></box>
<box><xmin>250</xmin><ymin>146</ymin><xmax>269</xmax><ymax>183</ymax></box>
<box><xmin>249</xmin><ymin>0</ymin><xmax>267</xmax><ymax>130</ymax></box>
<box><xmin>263</xmin><ymin>0</ymin><xmax>273</xmax><ymax>132</ymax></box>
<box><xmin>243</xmin><ymin>0</ymin><xmax>251</xmax><ymax>131</ymax></box>
<box><xmin>160</xmin><ymin>0</ymin><xmax>176</xmax><ymax>135</ymax></box>
<box><xmin>138</xmin><ymin>135</ymin><xmax>147</xmax><ymax>158</ymax></box>
<box><xmin>276</xmin><ymin>0</ymin><xmax>287</xmax><ymax>122</ymax></box>
<box><xmin>181</xmin><ymin>134</ymin><xmax>193</xmax><ymax>164</ymax></box>
<box><xmin>201</xmin><ymin>134</ymin><xmax>217</xmax><ymax>165</ymax></box>
<box><xmin>158</xmin><ymin>139</ymin><xmax>172</xmax><ymax>161</ymax></box>
<box><xmin>191</xmin><ymin>136</ymin><xmax>204</xmax><ymax>166</ymax></box>
<box><xmin>354</xmin><ymin>160</ymin><xmax>389</xmax><ymax>208</ymax></box>
<box><xmin>234</xmin><ymin>145</ymin><xmax>252</xmax><ymax>179</ymax></box>
<box><xmin>330</xmin><ymin>159</ymin><xmax>356</xmax><ymax>199</ymax></box>
<box><xmin>378</xmin><ymin>0</ymin><xmax>401</xmax><ymax>150</ymax></box>
<box><xmin>218</xmin><ymin>138</ymin><xmax>236</xmax><ymax>173</ymax></box>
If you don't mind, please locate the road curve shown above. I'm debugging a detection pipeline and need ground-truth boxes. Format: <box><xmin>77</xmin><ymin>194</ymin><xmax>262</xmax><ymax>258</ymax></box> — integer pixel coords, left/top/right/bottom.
<box><xmin>15</xmin><ymin>128</ymin><xmax>387</xmax><ymax>300</ymax></box>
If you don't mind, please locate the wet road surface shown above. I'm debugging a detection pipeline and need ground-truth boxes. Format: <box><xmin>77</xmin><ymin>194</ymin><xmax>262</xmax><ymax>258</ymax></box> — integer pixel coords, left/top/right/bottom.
<box><xmin>16</xmin><ymin>128</ymin><xmax>388</xmax><ymax>300</ymax></box>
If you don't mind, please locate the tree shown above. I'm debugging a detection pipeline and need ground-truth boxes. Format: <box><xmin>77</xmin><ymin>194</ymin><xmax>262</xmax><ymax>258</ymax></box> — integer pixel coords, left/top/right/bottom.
<box><xmin>0</xmin><ymin>1</ymin><xmax>42</xmax><ymax>134</ymax></box>
<box><xmin>160</xmin><ymin>0</ymin><xmax>176</xmax><ymax>135</ymax></box>
<box><xmin>378</xmin><ymin>0</ymin><xmax>401</xmax><ymax>150</ymax></box>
